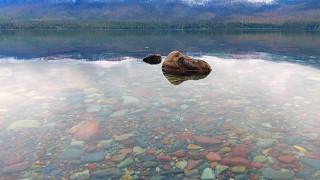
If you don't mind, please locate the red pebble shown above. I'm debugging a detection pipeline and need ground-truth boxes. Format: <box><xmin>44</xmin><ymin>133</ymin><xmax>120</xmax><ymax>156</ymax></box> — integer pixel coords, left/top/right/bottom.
<box><xmin>278</xmin><ymin>155</ymin><xmax>295</xmax><ymax>163</ymax></box>
<box><xmin>206</xmin><ymin>152</ymin><xmax>221</xmax><ymax>161</ymax></box>
<box><xmin>250</xmin><ymin>175</ymin><xmax>259</xmax><ymax>180</ymax></box>
<box><xmin>268</xmin><ymin>149</ymin><xmax>280</xmax><ymax>158</ymax></box>
<box><xmin>250</xmin><ymin>162</ymin><xmax>263</xmax><ymax>169</ymax></box>
<box><xmin>173</xmin><ymin>150</ymin><xmax>186</xmax><ymax>158</ymax></box>
<box><xmin>193</xmin><ymin>136</ymin><xmax>221</xmax><ymax>145</ymax></box>
<box><xmin>176</xmin><ymin>132</ymin><xmax>193</xmax><ymax>140</ymax></box>
<box><xmin>243</xmin><ymin>140</ymin><xmax>253</xmax><ymax>146</ymax></box>
<box><xmin>6</xmin><ymin>154</ymin><xmax>25</xmax><ymax>166</ymax></box>
<box><xmin>87</xmin><ymin>163</ymin><xmax>96</xmax><ymax>171</ymax></box>
<box><xmin>69</xmin><ymin>120</ymin><xmax>101</xmax><ymax>141</ymax></box>
<box><xmin>232</xmin><ymin>146</ymin><xmax>249</xmax><ymax>158</ymax></box>
<box><xmin>157</xmin><ymin>155</ymin><xmax>172</xmax><ymax>161</ymax></box>
<box><xmin>145</xmin><ymin>148</ymin><xmax>156</xmax><ymax>156</ymax></box>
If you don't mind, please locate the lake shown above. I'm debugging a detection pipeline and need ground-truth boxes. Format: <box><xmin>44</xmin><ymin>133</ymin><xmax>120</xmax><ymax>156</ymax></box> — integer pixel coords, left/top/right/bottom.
<box><xmin>1</xmin><ymin>30</ymin><xmax>320</xmax><ymax>179</ymax></box>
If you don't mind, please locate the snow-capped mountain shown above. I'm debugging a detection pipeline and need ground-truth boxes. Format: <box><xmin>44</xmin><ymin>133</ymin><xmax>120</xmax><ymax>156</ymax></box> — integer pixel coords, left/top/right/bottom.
<box><xmin>0</xmin><ymin>0</ymin><xmax>319</xmax><ymax>23</ymax></box>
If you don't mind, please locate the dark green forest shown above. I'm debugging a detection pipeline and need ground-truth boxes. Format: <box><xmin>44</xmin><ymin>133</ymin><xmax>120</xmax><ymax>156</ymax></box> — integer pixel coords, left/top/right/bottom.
<box><xmin>0</xmin><ymin>21</ymin><xmax>320</xmax><ymax>31</ymax></box>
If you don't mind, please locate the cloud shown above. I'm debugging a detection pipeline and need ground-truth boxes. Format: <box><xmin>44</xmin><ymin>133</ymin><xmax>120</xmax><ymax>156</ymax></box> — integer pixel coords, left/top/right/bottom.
<box><xmin>180</xmin><ymin>0</ymin><xmax>276</xmax><ymax>6</ymax></box>
<box><xmin>246</xmin><ymin>0</ymin><xmax>275</xmax><ymax>4</ymax></box>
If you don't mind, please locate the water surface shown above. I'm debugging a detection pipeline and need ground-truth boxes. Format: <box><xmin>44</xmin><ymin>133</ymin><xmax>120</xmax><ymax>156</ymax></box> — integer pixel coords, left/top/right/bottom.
<box><xmin>0</xmin><ymin>31</ymin><xmax>320</xmax><ymax>179</ymax></box>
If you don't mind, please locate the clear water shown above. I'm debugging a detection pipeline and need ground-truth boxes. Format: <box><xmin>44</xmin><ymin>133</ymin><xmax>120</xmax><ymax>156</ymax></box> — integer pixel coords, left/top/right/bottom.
<box><xmin>1</xmin><ymin>31</ymin><xmax>320</xmax><ymax>179</ymax></box>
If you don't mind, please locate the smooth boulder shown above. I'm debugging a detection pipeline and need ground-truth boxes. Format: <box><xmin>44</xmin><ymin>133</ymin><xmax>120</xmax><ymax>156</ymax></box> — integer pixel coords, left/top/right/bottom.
<box><xmin>143</xmin><ymin>54</ymin><xmax>162</xmax><ymax>64</ymax></box>
<box><xmin>162</xmin><ymin>51</ymin><xmax>211</xmax><ymax>75</ymax></box>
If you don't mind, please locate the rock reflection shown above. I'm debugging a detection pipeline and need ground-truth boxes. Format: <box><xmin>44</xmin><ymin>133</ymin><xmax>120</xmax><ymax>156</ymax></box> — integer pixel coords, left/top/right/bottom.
<box><xmin>163</xmin><ymin>72</ymin><xmax>211</xmax><ymax>85</ymax></box>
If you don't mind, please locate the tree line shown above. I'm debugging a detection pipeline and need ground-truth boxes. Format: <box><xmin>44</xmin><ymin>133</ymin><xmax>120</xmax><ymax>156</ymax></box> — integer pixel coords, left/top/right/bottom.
<box><xmin>0</xmin><ymin>20</ymin><xmax>320</xmax><ymax>31</ymax></box>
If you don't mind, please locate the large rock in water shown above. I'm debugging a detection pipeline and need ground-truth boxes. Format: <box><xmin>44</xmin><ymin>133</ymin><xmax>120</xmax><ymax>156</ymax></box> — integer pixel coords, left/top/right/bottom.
<box><xmin>162</xmin><ymin>51</ymin><xmax>212</xmax><ymax>75</ymax></box>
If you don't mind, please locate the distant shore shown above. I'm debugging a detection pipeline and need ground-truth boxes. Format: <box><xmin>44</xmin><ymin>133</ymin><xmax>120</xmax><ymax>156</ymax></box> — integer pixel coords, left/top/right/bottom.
<box><xmin>0</xmin><ymin>21</ymin><xmax>320</xmax><ymax>32</ymax></box>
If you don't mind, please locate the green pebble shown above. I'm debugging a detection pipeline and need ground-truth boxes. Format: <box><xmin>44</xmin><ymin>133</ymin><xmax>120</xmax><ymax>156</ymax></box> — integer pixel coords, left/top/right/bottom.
<box><xmin>253</xmin><ymin>155</ymin><xmax>267</xmax><ymax>163</ymax></box>
<box><xmin>201</xmin><ymin>168</ymin><xmax>215</xmax><ymax>180</ymax></box>
<box><xmin>117</xmin><ymin>158</ymin><xmax>134</xmax><ymax>168</ymax></box>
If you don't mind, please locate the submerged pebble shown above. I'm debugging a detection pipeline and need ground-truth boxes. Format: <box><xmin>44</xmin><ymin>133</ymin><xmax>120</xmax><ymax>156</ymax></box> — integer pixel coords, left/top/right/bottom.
<box><xmin>261</xmin><ymin>168</ymin><xmax>295</xmax><ymax>180</ymax></box>
<box><xmin>7</xmin><ymin>120</ymin><xmax>40</xmax><ymax>131</ymax></box>
<box><xmin>114</xmin><ymin>133</ymin><xmax>134</xmax><ymax>141</ymax></box>
<box><xmin>231</xmin><ymin>166</ymin><xmax>246</xmax><ymax>173</ymax></box>
<box><xmin>69</xmin><ymin>120</ymin><xmax>101</xmax><ymax>141</ymax></box>
<box><xmin>215</xmin><ymin>165</ymin><xmax>228</xmax><ymax>175</ymax></box>
<box><xmin>256</xmin><ymin>139</ymin><xmax>275</xmax><ymax>148</ymax></box>
<box><xmin>201</xmin><ymin>168</ymin><xmax>215</xmax><ymax>180</ymax></box>
<box><xmin>60</xmin><ymin>147</ymin><xmax>83</xmax><ymax>160</ymax></box>
<box><xmin>91</xmin><ymin>168</ymin><xmax>122</xmax><ymax>178</ymax></box>
<box><xmin>110</xmin><ymin>109</ymin><xmax>128</xmax><ymax>117</ymax></box>
<box><xmin>142</xmin><ymin>161</ymin><xmax>158</xmax><ymax>168</ymax></box>
<box><xmin>122</xmin><ymin>96</ymin><xmax>140</xmax><ymax>105</ymax></box>
<box><xmin>185</xmin><ymin>169</ymin><xmax>199</xmax><ymax>178</ymax></box>
<box><xmin>300</xmin><ymin>157</ymin><xmax>320</xmax><ymax>169</ymax></box>
<box><xmin>117</xmin><ymin>158</ymin><xmax>134</xmax><ymax>168</ymax></box>
<box><xmin>253</xmin><ymin>155</ymin><xmax>267</xmax><ymax>163</ymax></box>
<box><xmin>176</xmin><ymin>160</ymin><xmax>188</xmax><ymax>170</ymax></box>
<box><xmin>86</xmin><ymin>105</ymin><xmax>101</xmax><ymax>112</ymax></box>
<box><xmin>81</xmin><ymin>151</ymin><xmax>105</xmax><ymax>163</ymax></box>
<box><xmin>1</xmin><ymin>162</ymin><xmax>29</xmax><ymax>174</ymax></box>
<box><xmin>133</xmin><ymin>146</ymin><xmax>145</xmax><ymax>155</ymax></box>
<box><xmin>70</xmin><ymin>169</ymin><xmax>90</xmax><ymax>180</ymax></box>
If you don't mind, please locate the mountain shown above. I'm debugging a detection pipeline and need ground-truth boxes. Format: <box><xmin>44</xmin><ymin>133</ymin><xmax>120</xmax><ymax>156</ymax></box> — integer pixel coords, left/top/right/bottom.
<box><xmin>0</xmin><ymin>0</ymin><xmax>319</xmax><ymax>24</ymax></box>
